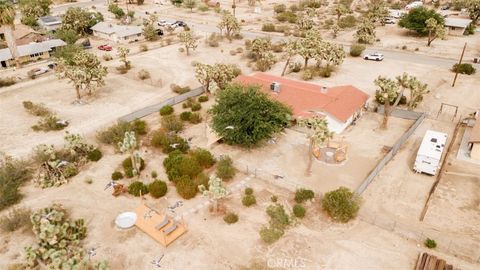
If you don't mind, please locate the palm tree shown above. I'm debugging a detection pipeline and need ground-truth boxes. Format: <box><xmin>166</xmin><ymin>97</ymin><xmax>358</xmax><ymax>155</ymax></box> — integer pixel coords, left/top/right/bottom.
<box><xmin>0</xmin><ymin>0</ymin><xmax>19</xmax><ymax>68</ymax></box>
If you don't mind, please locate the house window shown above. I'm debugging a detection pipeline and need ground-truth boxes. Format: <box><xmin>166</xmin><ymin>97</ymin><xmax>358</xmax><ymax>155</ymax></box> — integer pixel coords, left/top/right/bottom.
<box><xmin>137</xmin><ymin>33</ymin><xmax>141</xmax><ymax>37</ymax></box>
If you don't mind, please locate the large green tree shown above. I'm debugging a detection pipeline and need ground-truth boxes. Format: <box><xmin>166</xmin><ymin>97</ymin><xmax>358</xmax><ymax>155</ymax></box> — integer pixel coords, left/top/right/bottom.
<box><xmin>398</xmin><ymin>7</ymin><xmax>444</xmax><ymax>35</ymax></box>
<box><xmin>61</xmin><ymin>7</ymin><xmax>103</xmax><ymax>36</ymax></box>
<box><xmin>19</xmin><ymin>0</ymin><xmax>52</xmax><ymax>26</ymax></box>
<box><xmin>210</xmin><ymin>84</ymin><xmax>292</xmax><ymax>147</ymax></box>
<box><xmin>218</xmin><ymin>10</ymin><xmax>241</xmax><ymax>42</ymax></box>
<box><xmin>465</xmin><ymin>0</ymin><xmax>480</xmax><ymax>23</ymax></box>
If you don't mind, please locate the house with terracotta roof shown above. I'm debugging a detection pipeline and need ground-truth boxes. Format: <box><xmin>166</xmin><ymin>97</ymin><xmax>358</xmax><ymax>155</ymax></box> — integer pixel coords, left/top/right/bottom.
<box><xmin>468</xmin><ymin>120</ymin><xmax>480</xmax><ymax>161</ymax></box>
<box><xmin>235</xmin><ymin>73</ymin><xmax>370</xmax><ymax>133</ymax></box>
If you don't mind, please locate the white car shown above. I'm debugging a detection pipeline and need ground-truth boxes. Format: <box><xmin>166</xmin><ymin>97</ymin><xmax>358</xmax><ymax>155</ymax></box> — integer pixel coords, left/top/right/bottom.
<box><xmin>364</xmin><ymin>52</ymin><xmax>384</xmax><ymax>61</ymax></box>
<box><xmin>28</xmin><ymin>67</ymin><xmax>49</xmax><ymax>77</ymax></box>
<box><xmin>158</xmin><ymin>20</ymin><xmax>175</xmax><ymax>27</ymax></box>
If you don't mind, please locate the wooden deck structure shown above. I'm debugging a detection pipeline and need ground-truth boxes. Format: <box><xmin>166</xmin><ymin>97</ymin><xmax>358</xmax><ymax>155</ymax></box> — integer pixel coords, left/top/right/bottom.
<box><xmin>134</xmin><ymin>203</ymin><xmax>187</xmax><ymax>247</ymax></box>
<box><xmin>414</xmin><ymin>252</ymin><xmax>458</xmax><ymax>270</ymax></box>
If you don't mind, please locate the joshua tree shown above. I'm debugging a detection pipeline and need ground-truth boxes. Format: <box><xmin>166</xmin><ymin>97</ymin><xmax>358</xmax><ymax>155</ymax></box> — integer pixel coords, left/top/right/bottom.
<box><xmin>407</xmin><ymin>78</ymin><xmax>429</xmax><ymax>110</ymax></box>
<box><xmin>199</xmin><ymin>175</ymin><xmax>229</xmax><ymax>212</ymax></box>
<box><xmin>334</xmin><ymin>4</ymin><xmax>351</xmax><ymax>22</ymax></box>
<box><xmin>366</xmin><ymin>0</ymin><xmax>389</xmax><ymax>25</ymax></box>
<box><xmin>183</xmin><ymin>0</ymin><xmax>197</xmax><ymax>12</ymax></box>
<box><xmin>194</xmin><ymin>63</ymin><xmax>214</xmax><ymax>93</ymax></box>
<box><xmin>281</xmin><ymin>39</ymin><xmax>299</xmax><ymax>76</ymax></box>
<box><xmin>298</xmin><ymin>29</ymin><xmax>322</xmax><ymax>69</ymax></box>
<box><xmin>299</xmin><ymin>116</ymin><xmax>333</xmax><ymax>175</ymax></box>
<box><xmin>178</xmin><ymin>30</ymin><xmax>198</xmax><ymax>56</ymax></box>
<box><xmin>355</xmin><ymin>18</ymin><xmax>376</xmax><ymax>44</ymax></box>
<box><xmin>0</xmin><ymin>0</ymin><xmax>19</xmax><ymax>68</ymax></box>
<box><xmin>374</xmin><ymin>76</ymin><xmax>400</xmax><ymax>129</ymax></box>
<box><xmin>316</xmin><ymin>41</ymin><xmax>345</xmax><ymax>71</ymax></box>
<box><xmin>117</xmin><ymin>47</ymin><xmax>131</xmax><ymax>69</ymax></box>
<box><xmin>56</xmin><ymin>51</ymin><xmax>107</xmax><ymax>101</ymax></box>
<box><xmin>118</xmin><ymin>131</ymin><xmax>141</xmax><ymax>178</ymax></box>
<box><xmin>194</xmin><ymin>62</ymin><xmax>240</xmax><ymax>92</ymax></box>
<box><xmin>218</xmin><ymin>10</ymin><xmax>241</xmax><ymax>42</ymax></box>
<box><xmin>425</xmin><ymin>18</ymin><xmax>445</xmax><ymax>46</ymax></box>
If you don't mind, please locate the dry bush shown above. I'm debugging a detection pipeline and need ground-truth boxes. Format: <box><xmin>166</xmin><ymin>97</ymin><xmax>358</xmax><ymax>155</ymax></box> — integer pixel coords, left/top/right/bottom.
<box><xmin>0</xmin><ymin>207</ymin><xmax>32</xmax><ymax>232</ymax></box>
<box><xmin>138</xmin><ymin>69</ymin><xmax>150</xmax><ymax>80</ymax></box>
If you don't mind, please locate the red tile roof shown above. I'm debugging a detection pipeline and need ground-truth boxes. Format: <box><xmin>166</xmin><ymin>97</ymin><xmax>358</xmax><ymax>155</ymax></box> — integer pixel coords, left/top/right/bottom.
<box><xmin>235</xmin><ymin>73</ymin><xmax>370</xmax><ymax>122</ymax></box>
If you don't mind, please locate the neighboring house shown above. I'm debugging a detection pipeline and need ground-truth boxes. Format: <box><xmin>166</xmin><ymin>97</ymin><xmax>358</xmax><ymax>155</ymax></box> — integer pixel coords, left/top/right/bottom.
<box><xmin>444</xmin><ymin>17</ymin><xmax>472</xmax><ymax>36</ymax></box>
<box><xmin>0</xmin><ymin>24</ymin><xmax>45</xmax><ymax>46</ymax></box>
<box><xmin>468</xmin><ymin>120</ymin><xmax>480</xmax><ymax>161</ymax></box>
<box><xmin>37</xmin><ymin>16</ymin><xmax>63</xmax><ymax>32</ymax></box>
<box><xmin>405</xmin><ymin>1</ymin><xmax>423</xmax><ymax>10</ymax></box>
<box><xmin>389</xmin><ymin>9</ymin><xmax>406</xmax><ymax>19</ymax></box>
<box><xmin>235</xmin><ymin>73</ymin><xmax>370</xmax><ymax>134</ymax></box>
<box><xmin>0</xmin><ymin>39</ymin><xmax>66</xmax><ymax>68</ymax></box>
<box><xmin>91</xmin><ymin>22</ymin><xmax>143</xmax><ymax>43</ymax></box>
<box><xmin>413</xmin><ymin>130</ymin><xmax>448</xmax><ymax>176</ymax></box>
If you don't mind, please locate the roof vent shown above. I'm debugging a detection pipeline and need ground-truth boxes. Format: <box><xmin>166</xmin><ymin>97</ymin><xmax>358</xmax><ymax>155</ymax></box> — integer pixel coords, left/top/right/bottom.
<box><xmin>320</xmin><ymin>86</ymin><xmax>328</xmax><ymax>94</ymax></box>
<box><xmin>270</xmin><ymin>82</ymin><xmax>281</xmax><ymax>93</ymax></box>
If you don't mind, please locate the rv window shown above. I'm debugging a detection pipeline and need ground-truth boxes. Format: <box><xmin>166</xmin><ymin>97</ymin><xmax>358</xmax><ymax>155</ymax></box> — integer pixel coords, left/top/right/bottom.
<box><xmin>430</xmin><ymin>138</ymin><xmax>437</xmax><ymax>143</ymax></box>
<box><xmin>422</xmin><ymin>161</ymin><xmax>431</xmax><ymax>164</ymax></box>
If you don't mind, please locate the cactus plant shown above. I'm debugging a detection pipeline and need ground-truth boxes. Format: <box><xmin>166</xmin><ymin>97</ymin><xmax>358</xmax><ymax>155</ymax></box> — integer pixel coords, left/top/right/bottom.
<box><xmin>118</xmin><ymin>131</ymin><xmax>142</xmax><ymax>177</ymax></box>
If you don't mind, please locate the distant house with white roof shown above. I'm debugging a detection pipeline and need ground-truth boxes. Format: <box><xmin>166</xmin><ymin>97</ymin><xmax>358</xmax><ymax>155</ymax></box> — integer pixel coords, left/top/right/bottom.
<box><xmin>444</xmin><ymin>17</ymin><xmax>472</xmax><ymax>36</ymax></box>
<box><xmin>91</xmin><ymin>22</ymin><xmax>143</xmax><ymax>43</ymax></box>
<box><xmin>0</xmin><ymin>39</ymin><xmax>66</xmax><ymax>68</ymax></box>
<box><xmin>37</xmin><ymin>16</ymin><xmax>62</xmax><ymax>32</ymax></box>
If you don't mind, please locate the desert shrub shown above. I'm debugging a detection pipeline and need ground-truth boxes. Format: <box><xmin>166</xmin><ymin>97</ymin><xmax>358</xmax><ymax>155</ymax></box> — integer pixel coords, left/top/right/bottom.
<box><xmin>271</xmin><ymin>195</ymin><xmax>278</xmax><ymax>202</ymax></box>
<box><xmin>0</xmin><ymin>77</ymin><xmax>16</xmax><ymax>88</ymax></box>
<box><xmin>245</xmin><ymin>187</ymin><xmax>253</xmax><ymax>195</ymax></box>
<box><xmin>84</xmin><ymin>177</ymin><xmax>93</xmax><ymax>184</ymax></box>
<box><xmin>159</xmin><ymin>105</ymin><xmax>174</xmax><ymax>116</ymax></box>
<box><xmin>139</xmin><ymin>44</ymin><xmax>148</xmax><ymax>52</ymax></box>
<box><xmin>170</xmin><ymin>84</ymin><xmax>191</xmax><ymax>94</ymax></box>
<box><xmin>151</xmin><ymin>171</ymin><xmax>158</xmax><ymax>178</ymax></box>
<box><xmin>262</xmin><ymin>23</ymin><xmax>275</xmax><ymax>32</ymax></box>
<box><xmin>293</xmin><ymin>204</ymin><xmax>306</xmax><ymax>218</ymax></box>
<box><xmin>182</xmin><ymin>97</ymin><xmax>195</xmax><ymax>109</ymax></box>
<box><xmin>230</xmin><ymin>50</ymin><xmax>237</xmax><ymax>56</ymax></box>
<box><xmin>163</xmin><ymin>151</ymin><xmax>202</xmax><ymax>181</ymax></box>
<box><xmin>22</xmin><ymin>101</ymin><xmax>52</xmax><ymax>117</ymax></box>
<box><xmin>244</xmin><ymin>39</ymin><xmax>252</xmax><ymax>49</ymax></box>
<box><xmin>111</xmin><ymin>171</ymin><xmax>123</xmax><ymax>180</ymax></box>
<box><xmin>189</xmin><ymin>113</ymin><xmax>202</xmax><ymax>124</ymax></box>
<box><xmin>161</xmin><ymin>115</ymin><xmax>184</xmax><ymax>133</ymax></box>
<box><xmin>424</xmin><ymin>238</ymin><xmax>437</xmax><ymax>249</ymax></box>
<box><xmin>274</xmin><ymin>4</ymin><xmax>286</xmax><ymax>13</ymax></box>
<box><xmin>299</xmin><ymin>0</ymin><xmax>323</xmax><ymax>8</ymax></box>
<box><xmin>198</xmin><ymin>95</ymin><xmax>209</xmax><ymax>103</ymax></box>
<box><xmin>216</xmin><ymin>156</ymin><xmax>236</xmax><ymax>181</ymax></box>
<box><xmin>338</xmin><ymin>15</ymin><xmax>357</xmax><ymax>28</ymax></box>
<box><xmin>272</xmin><ymin>43</ymin><xmax>284</xmax><ymax>53</ymax></box>
<box><xmin>191</xmin><ymin>148</ymin><xmax>216</xmax><ymax>168</ymax></box>
<box><xmin>223</xmin><ymin>212</ymin><xmax>239</xmax><ymax>224</ymax></box>
<box><xmin>180</xmin><ymin>111</ymin><xmax>193</xmax><ymax>121</ymax></box>
<box><xmin>138</xmin><ymin>69</ymin><xmax>150</xmax><ymax>80</ymax></box>
<box><xmin>0</xmin><ymin>156</ymin><xmax>31</xmax><ymax>210</ymax></box>
<box><xmin>31</xmin><ymin>115</ymin><xmax>66</xmax><ymax>132</ymax></box>
<box><xmin>302</xmin><ymin>68</ymin><xmax>314</xmax><ymax>80</ymax></box>
<box><xmin>294</xmin><ymin>188</ymin><xmax>315</xmax><ymax>203</ymax></box>
<box><xmin>97</xmin><ymin>121</ymin><xmax>144</xmax><ymax>146</ymax></box>
<box><xmin>175</xmin><ymin>176</ymin><xmax>197</xmax><ymax>199</ymax></box>
<box><xmin>242</xmin><ymin>194</ymin><xmax>256</xmax><ymax>207</ymax></box>
<box><xmin>151</xmin><ymin>130</ymin><xmax>189</xmax><ymax>153</ymax></box>
<box><xmin>128</xmin><ymin>181</ymin><xmax>149</xmax><ymax>196</ymax></box>
<box><xmin>289</xmin><ymin>4</ymin><xmax>299</xmax><ymax>12</ymax></box>
<box><xmin>198</xmin><ymin>3</ymin><xmax>209</xmax><ymax>12</ymax></box>
<box><xmin>0</xmin><ymin>207</ymin><xmax>32</xmax><ymax>232</ymax></box>
<box><xmin>266</xmin><ymin>203</ymin><xmax>290</xmax><ymax>229</ymax></box>
<box><xmin>349</xmin><ymin>44</ymin><xmax>366</xmax><ymax>57</ymax></box>
<box><xmin>236</xmin><ymin>47</ymin><xmax>243</xmax><ymax>53</ymax></box>
<box><xmin>63</xmin><ymin>164</ymin><xmax>78</xmax><ymax>178</ymax></box>
<box><xmin>87</xmin><ymin>148</ymin><xmax>102</xmax><ymax>162</ymax></box>
<box><xmin>402</xmin><ymin>45</ymin><xmax>407</xmax><ymax>50</ymax></box>
<box><xmin>289</xmin><ymin>61</ymin><xmax>302</xmax><ymax>73</ymax></box>
<box><xmin>206</xmin><ymin>32</ymin><xmax>220</xmax><ymax>47</ymax></box>
<box><xmin>452</xmin><ymin>63</ymin><xmax>476</xmax><ymax>75</ymax></box>
<box><xmin>149</xmin><ymin>180</ymin><xmax>168</xmax><ymax>198</ymax></box>
<box><xmin>322</xmin><ymin>187</ymin><xmax>360</xmax><ymax>223</ymax></box>
<box><xmin>102</xmin><ymin>54</ymin><xmax>113</xmax><ymax>61</ymax></box>
<box><xmin>260</xmin><ymin>226</ymin><xmax>284</xmax><ymax>244</ymax></box>
<box><xmin>191</xmin><ymin>102</ymin><xmax>202</xmax><ymax>111</ymax></box>
<box><xmin>193</xmin><ymin>172</ymin><xmax>208</xmax><ymax>191</ymax></box>
<box><xmin>122</xmin><ymin>157</ymin><xmax>146</xmax><ymax>172</ymax></box>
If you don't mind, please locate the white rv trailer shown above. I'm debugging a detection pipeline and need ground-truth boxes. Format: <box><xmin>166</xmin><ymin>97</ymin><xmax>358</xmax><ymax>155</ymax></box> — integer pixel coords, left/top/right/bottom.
<box><xmin>413</xmin><ymin>130</ymin><xmax>448</xmax><ymax>176</ymax></box>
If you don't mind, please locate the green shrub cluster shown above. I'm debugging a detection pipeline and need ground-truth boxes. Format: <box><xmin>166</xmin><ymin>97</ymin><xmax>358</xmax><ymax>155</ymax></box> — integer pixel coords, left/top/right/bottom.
<box><xmin>349</xmin><ymin>44</ymin><xmax>366</xmax><ymax>57</ymax></box>
<box><xmin>191</xmin><ymin>103</ymin><xmax>202</xmax><ymax>112</ymax></box>
<box><xmin>223</xmin><ymin>212</ymin><xmax>239</xmax><ymax>224</ymax></box>
<box><xmin>242</xmin><ymin>188</ymin><xmax>256</xmax><ymax>207</ymax></box>
<box><xmin>159</xmin><ymin>105</ymin><xmax>174</xmax><ymax>116</ymax></box>
<box><xmin>189</xmin><ymin>112</ymin><xmax>202</xmax><ymax>124</ymax></box>
<box><xmin>149</xmin><ymin>180</ymin><xmax>168</xmax><ymax>198</ymax></box>
<box><xmin>161</xmin><ymin>115</ymin><xmax>184</xmax><ymax>133</ymax></box>
<box><xmin>0</xmin><ymin>77</ymin><xmax>16</xmax><ymax>88</ymax></box>
<box><xmin>175</xmin><ymin>175</ymin><xmax>198</xmax><ymax>199</ymax></box>
<box><xmin>122</xmin><ymin>157</ymin><xmax>146</xmax><ymax>178</ymax></box>
<box><xmin>97</xmin><ymin>120</ymin><xmax>147</xmax><ymax>147</ymax></box>
<box><xmin>338</xmin><ymin>15</ymin><xmax>357</xmax><ymax>28</ymax></box>
<box><xmin>198</xmin><ymin>95</ymin><xmax>209</xmax><ymax>102</ymax></box>
<box><xmin>294</xmin><ymin>188</ymin><xmax>315</xmax><ymax>203</ymax></box>
<box><xmin>452</xmin><ymin>63</ymin><xmax>476</xmax><ymax>75</ymax></box>
<box><xmin>128</xmin><ymin>181</ymin><xmax>149</xmax><ymax>196</ymax></box>
<box><xmin>276</xmin><ymin>11</ymin><xmax>297</xmax><ymax>23</ymax></box>
<box><xmin>293</xmin><ymin>204</ymin><xmax>306</xmax><ymax>218</ymax></box>
<box><xmin>87</xmin><ymin>148</ymin><xmax>102</xmax><ymax>161</ymax></box>
<box><xmin>424</xmin><ymin>238</ymin><xmax>437</xmax><ymax>249</ymax></box>
<box><xmin>163</xmin><ymin>151</ymin><xmax>202</xmax><ymax>182</ymax></box>
<box><xmin>262</xmin><ymin>23</ymin><xmax>276</xmax><ymax>32</ymax></box>
<box><xmin>170</xmin><ymin>84</ymin><xmax>191</xmax><ymax>94</ymax></box>
<box><xmin>23</xmin><ymin>101</ymin><xmax>67</xmax><ymax>132</ymax></box>
<box><xmin>216</xmin><ymin>156</ymin><xmax>236</xmax><ymax>181</ymax></box>
<box><xmin>190</xmin><ymin>148</ymin><xmax>216</xmax><ymax>168</ymax></box>
<box><xmin>151</xmin><ymin>129</ymin><xmax>189</xmax><ymax>153</ymax></box>
<box><xmin>0</xmin><ymin>207</ymin><xmax>32</xmax><ymax>232</ymax></box>
<box><xmin>180</xmin><ymin>111</ymin><xmax>193</xmax><ymax>121</ymax></box>
<box><xmin>322</xmin><ymin>187</ymin><xmax>360</xmax><ymax>223</ymax></box>
<box><xmin>111</xmin><ymin>171</ymin><xmax>123</xmax><ymax>180</ymax></box>
<box><xmin>260</xmin><ymin>203</ymin><xmax>291</xmax><ymax>244</ymax></box>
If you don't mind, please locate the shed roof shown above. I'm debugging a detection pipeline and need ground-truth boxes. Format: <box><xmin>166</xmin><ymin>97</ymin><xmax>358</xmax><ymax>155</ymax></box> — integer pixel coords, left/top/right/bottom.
<box><xmin>38</xmin><ymin>15</ymin><xmax>62</xmax><ymax>25</ymax></box>
<box><xmin>445</xmin><ymin>17</ymin><xmax>472</xmax><ymax>28</ymax></box>
<box><xmin>235</xmin><ymin>73</ymin><xmax>370</xmax><ymax>122</ymax></box>
<box><xmin>417</xmin><ymin>130</ymin><xmax>448</xmax><ymax>160</ymax></box>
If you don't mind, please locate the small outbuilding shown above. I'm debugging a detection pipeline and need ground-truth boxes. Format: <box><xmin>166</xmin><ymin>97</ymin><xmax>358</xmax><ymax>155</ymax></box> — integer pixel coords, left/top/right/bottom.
<box><xmin>91</xmin><ymin>22</ymin><xmax>143</xmax><ymax>43</ymax></box>
<box><xmin>37</xmin><ymin>16</ymin><xmax>62</xmax><ymax>32</ymax></box>
<box><xmin>468</xmin><ymin>121</ymin><xmax>480</xmax><ymax>161</ymax></box>
<box><xmin>414</xmin><ymin>130</ymin><xmax>448</xmax><ymax>176</ymax></box>
<box><xmin>444</xmin><ymin>17</ymin><xmax>472</xmax><ymax>36</ymax></box>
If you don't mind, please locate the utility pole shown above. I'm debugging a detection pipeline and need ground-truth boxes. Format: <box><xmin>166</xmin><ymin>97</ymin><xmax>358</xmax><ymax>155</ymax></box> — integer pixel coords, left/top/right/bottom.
<box><xmin>232</xmin><ymin>0</ymin><xmax>236</xmax><ymax>17</ymax></box>
<box><xmin>451</xmin><ymin>42</ymin><xmax>467</xmax><ymax>87</ymax></box>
